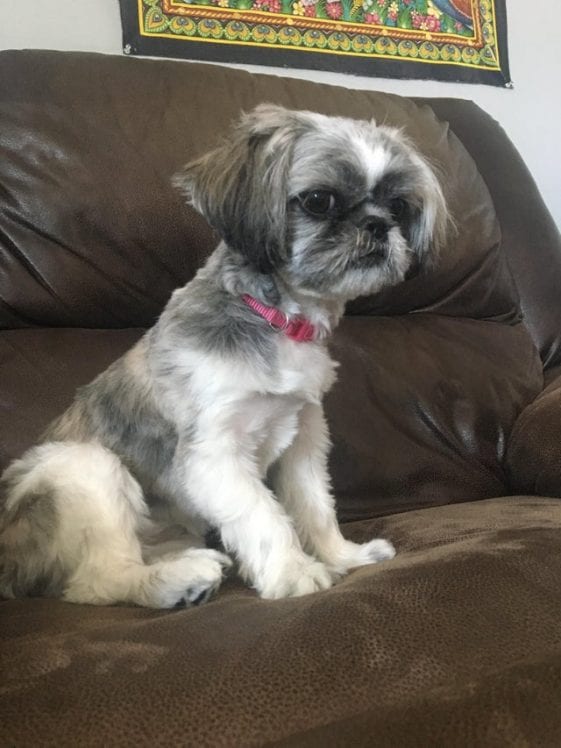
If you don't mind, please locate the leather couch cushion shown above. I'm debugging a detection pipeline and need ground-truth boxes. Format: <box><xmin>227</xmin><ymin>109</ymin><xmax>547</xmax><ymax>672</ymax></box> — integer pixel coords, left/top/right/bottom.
<box><xmin>0</xmin><ymin>328</ymin><xmax>142</xmax><ymax>468</ymax></box>
<box><xmin>427</xmin><ymin>100</ymin><xmax>561</xmax><ymax>369</ymax></box>
<box><xmin>506</xmin><ymin>371</ymin><xmax>561</xmax><ymax>498</ymax></box>
<box><xmin>2</xmin><ymin>496</ymin><xmax>561</xmax><ymax>745</ymax></box>
<box><xmin>1</xmin><ymin>50</ymin><xmax>516</xmax><ymax>329</ymax></box>
<box><xmin>330</xmin><ymin>316</ymin><xmax>542</xmax><ymax>519</ymax></box>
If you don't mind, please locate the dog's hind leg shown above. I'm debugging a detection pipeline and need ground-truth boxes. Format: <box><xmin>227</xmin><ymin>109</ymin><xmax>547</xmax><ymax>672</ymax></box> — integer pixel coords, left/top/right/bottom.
<box><xmin>0</xmin><ymin>442</ymin><xmax>230</xmax><ymax>608</ymax></box>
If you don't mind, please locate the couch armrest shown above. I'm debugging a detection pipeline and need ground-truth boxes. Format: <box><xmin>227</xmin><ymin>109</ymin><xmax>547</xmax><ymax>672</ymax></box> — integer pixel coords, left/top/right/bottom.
<box><xmin>506</xmin><ymin>370</ymin><xmax>561</xmax><ymax>496</ymax></box>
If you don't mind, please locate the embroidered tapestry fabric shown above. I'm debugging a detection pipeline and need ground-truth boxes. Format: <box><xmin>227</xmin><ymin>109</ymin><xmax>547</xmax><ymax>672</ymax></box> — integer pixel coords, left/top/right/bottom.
<box><xmin>119</xmin><ymin>0</ymin><xmax>510</xmax><ymax>86</ymax></box>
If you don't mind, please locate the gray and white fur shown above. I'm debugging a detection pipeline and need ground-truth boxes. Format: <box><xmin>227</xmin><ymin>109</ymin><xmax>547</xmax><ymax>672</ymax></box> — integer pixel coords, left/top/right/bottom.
<box><xmin>0</xmin><ymin>105</ymin><xmax>448</xmax><ymax>608</ymax></box>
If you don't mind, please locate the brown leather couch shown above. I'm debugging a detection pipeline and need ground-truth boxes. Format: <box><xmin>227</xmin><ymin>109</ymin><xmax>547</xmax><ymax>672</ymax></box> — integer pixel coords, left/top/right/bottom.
<box><xmin>2</xmin><ymin>50</ymin><xmax>561</xmax><ymax>746</ymax></box>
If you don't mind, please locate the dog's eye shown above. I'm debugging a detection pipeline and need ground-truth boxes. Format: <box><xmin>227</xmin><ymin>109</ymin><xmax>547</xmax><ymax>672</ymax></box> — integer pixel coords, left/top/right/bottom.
<box><xmin>389</xmin><ymin>198</ymin><xmax>407</xmax><ymax>220</ymax></box>
<box><xmin>299</xmin><ymin>190</ymin><xmax>339</xmax><ymax>217</ymax></box>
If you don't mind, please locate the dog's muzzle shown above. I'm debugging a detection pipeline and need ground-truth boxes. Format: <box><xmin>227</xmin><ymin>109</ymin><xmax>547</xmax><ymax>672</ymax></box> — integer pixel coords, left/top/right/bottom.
<box><xmin>359</xmin><ymin>215</ymin><xmax>390</xmax><ymax>241</ymax></box>
<box><xmin>355</xmin><ymin>221</ymin><xmax>390</xmax><ymax>261</ymax></box>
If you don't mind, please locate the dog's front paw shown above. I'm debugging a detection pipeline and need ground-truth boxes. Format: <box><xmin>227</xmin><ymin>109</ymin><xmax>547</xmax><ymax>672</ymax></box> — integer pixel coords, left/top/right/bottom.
<box><xmin>354</xmin><ymin>538</ymin><xmax>396</xmax><ymax>565</ymax></box>
<box><xmin>324</xmin><ymin>538</ymin><xmax>396</xmax><ymax>575</ymax></box>
<box><xmin>155</xmin><ymin>548</ymin><xmax>232</xmax><ymax>608</ymax></box>
<box><xmin>259</xmin><ymin>556</ymin><xmax>335</xmax><ymax>600</ymax></box>
<box><xmin>181</xmin><ymin>548</ymin><xmax>233</xmax><ymax>606</ymax></box>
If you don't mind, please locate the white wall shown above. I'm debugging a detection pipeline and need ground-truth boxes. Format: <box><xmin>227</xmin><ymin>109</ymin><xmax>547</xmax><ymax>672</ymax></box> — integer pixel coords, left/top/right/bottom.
<box><xmin>1</xmin><ymin>0</ymin><xmax>559</xmax><ymax>230</ymax></box>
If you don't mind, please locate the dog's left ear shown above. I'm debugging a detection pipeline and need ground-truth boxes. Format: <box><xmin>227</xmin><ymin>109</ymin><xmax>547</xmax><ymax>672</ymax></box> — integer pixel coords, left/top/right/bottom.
<box><xmin>409</xmin><ymin>153</ymin><xmax>450</xmax><ymax>271</ymax></box>
<box><xmin>380</xmin><ymin>126</ymin><xmax>450</xmax><ymax>271</ymax></box>
<box><xmin>405</xmin><ymin>149</ymin><xmax>450</xmax><ymax>272</ymax></box>
<box><xmin>174</xmin><ymin>104</ymin><xmax>308</xmax><ymax>273</ymax></box>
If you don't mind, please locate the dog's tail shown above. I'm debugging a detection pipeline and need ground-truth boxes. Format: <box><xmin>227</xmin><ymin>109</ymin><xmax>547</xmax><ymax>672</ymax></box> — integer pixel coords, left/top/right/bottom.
<box><xmin>0</xmin><ymin>445</ymin><xmax>67</xmax><ymax>599</ymax></box>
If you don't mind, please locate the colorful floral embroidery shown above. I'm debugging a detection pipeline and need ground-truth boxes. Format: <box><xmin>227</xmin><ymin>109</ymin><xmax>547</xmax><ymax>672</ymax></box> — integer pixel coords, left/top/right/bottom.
<box><xmin>120</xmin><ymin>0</ymin><xmax>510</xmax><ymax>86</ymax></box>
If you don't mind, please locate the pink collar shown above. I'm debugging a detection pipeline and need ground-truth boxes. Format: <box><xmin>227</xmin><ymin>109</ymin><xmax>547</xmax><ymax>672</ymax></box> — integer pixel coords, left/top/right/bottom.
<box><xmin>241</xmin><ymin>294</ymin><xmax>317</xmax><ymax>343</ymax></box>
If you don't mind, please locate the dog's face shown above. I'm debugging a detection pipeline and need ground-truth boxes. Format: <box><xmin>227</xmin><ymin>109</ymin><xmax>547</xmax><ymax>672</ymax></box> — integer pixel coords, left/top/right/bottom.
<box><xmin>176</xmin><ymin>105</ymin><xmax>448</xmax><ymax>302</ymax></box>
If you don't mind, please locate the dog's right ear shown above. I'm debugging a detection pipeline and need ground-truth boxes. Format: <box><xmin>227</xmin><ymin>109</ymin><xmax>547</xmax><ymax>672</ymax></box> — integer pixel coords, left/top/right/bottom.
<box><xmin>173</xmin><ymin>104</ymin><xmax>308</xmax><ymax>273</ymax></box>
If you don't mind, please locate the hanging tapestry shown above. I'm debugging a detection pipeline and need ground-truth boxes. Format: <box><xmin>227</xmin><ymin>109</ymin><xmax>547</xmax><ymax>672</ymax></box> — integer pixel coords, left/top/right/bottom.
<box><xmin>119</xmin><ymin>0</ymin><xmax>511</xmax><ymax>87</ymax></box>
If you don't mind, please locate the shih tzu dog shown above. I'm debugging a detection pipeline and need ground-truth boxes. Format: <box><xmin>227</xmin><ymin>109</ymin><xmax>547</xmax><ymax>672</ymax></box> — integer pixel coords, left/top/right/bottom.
<box><xmin>0</xmin><ymin>105</ymin><xmax>448</xmax><ymax>608</ymax></box>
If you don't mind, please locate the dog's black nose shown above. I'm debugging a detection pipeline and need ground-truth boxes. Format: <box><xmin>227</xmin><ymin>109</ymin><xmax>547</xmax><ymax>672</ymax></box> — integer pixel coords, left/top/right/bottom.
<box><xmin>360</xmin><ymin>216</ymin><xmax>389</xmax><ymax>241</ymax></box>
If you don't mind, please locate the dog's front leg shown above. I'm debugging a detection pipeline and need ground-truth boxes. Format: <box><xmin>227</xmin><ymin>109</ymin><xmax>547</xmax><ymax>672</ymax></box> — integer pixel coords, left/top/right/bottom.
<box><xmin>183</xmin><ymin>442</ymin><xmax>334</xmax><ymax>599</ymax></box>
<box><xmin>273</xmin><ymin>403</ymin><xmax>395</xmax><ymax>575</ymax></box>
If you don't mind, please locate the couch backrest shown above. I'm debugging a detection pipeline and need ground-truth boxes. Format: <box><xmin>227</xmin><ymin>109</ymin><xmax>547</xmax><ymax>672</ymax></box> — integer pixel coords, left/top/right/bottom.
<box><xmin>1</xmin><ymin>49</ymin><xmax>559</xmax><ymax>366</ymax></box>
<box><xmin>420</xmin><ymin>97</ymin><xmax>561</xmax><ymax>369</ymax></box>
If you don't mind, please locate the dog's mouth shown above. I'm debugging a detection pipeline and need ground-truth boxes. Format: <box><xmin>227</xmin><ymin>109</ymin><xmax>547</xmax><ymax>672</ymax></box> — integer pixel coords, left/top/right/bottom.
<box><xmin>356</xmin><ymin>240</ymin><xmax>390</xmax><ymax>267</ymax></box>
<box><xmin>362</xmin><ymin>243</ymin><xmax>389</xmax><ymax>261</ymax></box>
<box><xmin>355</xmin><ymin>229</ymin><xmax>390</xmax><ymax>264</ymax></box>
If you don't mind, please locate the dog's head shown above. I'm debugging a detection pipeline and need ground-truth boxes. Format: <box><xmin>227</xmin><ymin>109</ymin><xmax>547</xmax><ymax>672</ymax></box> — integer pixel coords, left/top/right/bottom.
<box><xmin>175</xmin><ymin>104</ymin><xmax>448</xmax><ymax>302</ymax></box>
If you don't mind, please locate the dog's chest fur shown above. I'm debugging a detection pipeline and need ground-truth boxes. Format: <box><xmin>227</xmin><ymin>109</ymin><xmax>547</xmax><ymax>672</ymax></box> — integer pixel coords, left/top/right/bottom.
<box><xmin>218</xmin><ymin>338</ymin><xmax>337</xmax><ymax>473</ymax></box>
<box><xmin>266</xmin><ymin>336</ymin><xmax>337</xmax><ymax>401</ymax></box>
<box><xmin>165</xmin><ymin>333</ymin><xmax>338</xmax><ymax>475</ymax></box>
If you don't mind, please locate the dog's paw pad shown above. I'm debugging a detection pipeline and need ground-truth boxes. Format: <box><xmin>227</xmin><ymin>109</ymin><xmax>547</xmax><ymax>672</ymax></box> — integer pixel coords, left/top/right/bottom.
<box><xmin>159</xmin><ymin>548</ymin><xmax>231</xmax><ymax>609</ymax></box>
<box><xmin>182</xmin><ymin>549</ymin><xmax>231</xmax><ymax>605</ymax></box>
<box><xmin>183</xmin><ymin>577</ymin><xmax>221</xmax><ymax>606</ymax></box>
